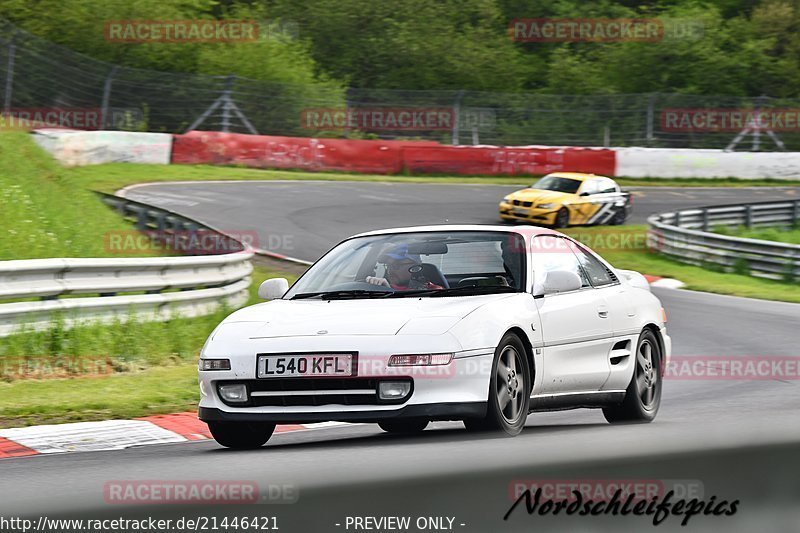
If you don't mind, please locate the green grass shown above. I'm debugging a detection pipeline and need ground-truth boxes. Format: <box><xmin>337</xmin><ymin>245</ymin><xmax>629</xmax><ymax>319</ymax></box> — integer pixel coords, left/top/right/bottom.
<box><xmin>713</xmin><ymin>225</ymin><xmax>800</xmax><ymax>245</ymax></box>
<box><xmin>563</xmin><ymin>225</ymin><xmax>800</xmax><ymax>303</ymax></box>
<box><xmin>63</xmin><ymin>161</ymin><xmax>800</xmax><ymax>194</ymax></box>
<box><xmin>0</xmin><ymin>365</ymin><xmax>199</xmax><ymax>428</ymax></box>
<box><xmin>0</xmin><ymin>132</ymin><xmax>165</xmax><ymax>260</ymax></box>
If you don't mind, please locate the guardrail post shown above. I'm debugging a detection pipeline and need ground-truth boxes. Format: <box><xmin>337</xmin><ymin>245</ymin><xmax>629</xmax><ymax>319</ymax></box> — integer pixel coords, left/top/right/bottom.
<box><xmin>3</xmin><ymin>35</ymin><xmax>16</xmax><ymax>113</ymax></box>
<box><xmin>794</xmin><ymin>200</ymin><xmax>800</xmax><ymax>226</ymax></box>
<box><xmin>136</xmin><ymin>209</ymin><xmax>149</xmax><ymax>231</ymax></box>
<box><xmin>744</xmin><ymin>205</ymin><xmax>753</xmax><ymax>228</ymax></box>
<box><xmin>674</xmin><ymin>211</ymin><xmax>681</xmax><ymax>227</ymax></box>
<box><xmin>701</xmin><ymin>208</ymin><xmax>709</xmax><ymax>232</ymax></box>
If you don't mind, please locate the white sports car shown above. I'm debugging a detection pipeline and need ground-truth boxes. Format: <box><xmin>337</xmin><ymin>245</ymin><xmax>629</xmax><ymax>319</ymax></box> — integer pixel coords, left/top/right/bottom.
<box><xmin>199</xmin><ymin>225</ymin><xmax>670</xmax><ymax>448</ymax></box>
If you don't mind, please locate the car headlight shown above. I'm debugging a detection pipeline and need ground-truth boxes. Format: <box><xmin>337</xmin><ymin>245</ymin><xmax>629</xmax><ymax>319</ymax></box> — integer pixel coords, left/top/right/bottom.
<box><xmin>537</xmin><ymin>203</ymin><xmax>555</xmax><ymax>209</ymax></box>
<box><xmin>389</xmin><ymin>353</ymin><xmax>454</xmax><ymax>366</ymax></box>
<box><xmin>199</xmin><ymin>358</ymin><xmax>231</xmax><ymax>371</ymax></box>
<box><xmin>503</xmin><ymin>196</ymin><xmax>512</xmax><ymax>203</ymax></box>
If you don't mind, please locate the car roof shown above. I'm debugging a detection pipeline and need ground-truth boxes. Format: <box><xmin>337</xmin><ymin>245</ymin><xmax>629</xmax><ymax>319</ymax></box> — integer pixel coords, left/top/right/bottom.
<box><xmin>542</xmin><ymin>172</ymin><xmax>612</xmax><ymax>182</ymax></box>
<box><xmin>352</xmin><ymin>224</ymin><xmax>561</xmax><ymax>239</ymax></box>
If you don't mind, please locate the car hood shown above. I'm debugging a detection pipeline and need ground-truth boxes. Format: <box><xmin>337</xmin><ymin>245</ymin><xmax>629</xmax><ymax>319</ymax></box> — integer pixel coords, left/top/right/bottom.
<box><xmin>216</xmin><ymin>294</ymin><xmax>515</xmax><ymax>338</ymax></box>
<box><xmin>507</xmin><ymin>188</ymin><xmax>574</xmax><ymax>204</ymax></box>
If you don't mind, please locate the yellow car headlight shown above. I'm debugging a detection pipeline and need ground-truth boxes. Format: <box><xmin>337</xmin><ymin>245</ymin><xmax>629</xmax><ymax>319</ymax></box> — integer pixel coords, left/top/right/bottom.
<box><xmin>537</xmin><ymin>203</ymin><xmax>556</xmax><ymax>209</ymax></box>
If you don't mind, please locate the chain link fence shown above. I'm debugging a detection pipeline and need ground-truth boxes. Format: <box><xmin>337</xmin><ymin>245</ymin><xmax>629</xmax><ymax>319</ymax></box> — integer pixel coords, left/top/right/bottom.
<box><xmin>3</xmin><ymin>18</ymin><xmax>800</xmax><ymax>150</ymax></box>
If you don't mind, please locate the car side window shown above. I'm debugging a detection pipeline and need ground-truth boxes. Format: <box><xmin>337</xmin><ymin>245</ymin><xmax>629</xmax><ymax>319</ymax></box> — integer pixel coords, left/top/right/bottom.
<box><xmin>569</xmin><ymin>242</ymin><xmax>617</xmax><ymax>287</ymax></box>
<box><xmin>530</xmin><ymin>236</ymin><xmax>591</xmax><ymax>294</ymax></box>
<box><xmin>597</xmin><ymin>178</ymin><xmax>618</xmax><ymax>194</ymax></box>
<box><xmin>580</xmin><ymin>180</ymin><xmax>600</xmax><ymax>196</ymax></box>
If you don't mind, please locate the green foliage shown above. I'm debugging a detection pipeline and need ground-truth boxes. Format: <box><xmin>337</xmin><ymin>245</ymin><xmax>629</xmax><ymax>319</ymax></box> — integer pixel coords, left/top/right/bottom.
<box><xmin>2</xmin><ymin>0</ymin><xmax>800</xmax><ymax>97</ymax></box>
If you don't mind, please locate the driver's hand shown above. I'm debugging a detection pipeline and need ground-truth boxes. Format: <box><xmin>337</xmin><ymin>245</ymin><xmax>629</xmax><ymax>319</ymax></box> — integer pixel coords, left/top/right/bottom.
<box><xmin>366</xmin><ymin>276</ymin><xmax>391</xmax><ymax>287</ymax></box>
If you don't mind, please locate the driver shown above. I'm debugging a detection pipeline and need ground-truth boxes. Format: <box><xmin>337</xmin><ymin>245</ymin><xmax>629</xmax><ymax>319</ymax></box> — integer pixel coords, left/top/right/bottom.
<box><xmin>366</xmin><ymin>244</ymin><xmax>443</xmax><ymax>291</ymax></box>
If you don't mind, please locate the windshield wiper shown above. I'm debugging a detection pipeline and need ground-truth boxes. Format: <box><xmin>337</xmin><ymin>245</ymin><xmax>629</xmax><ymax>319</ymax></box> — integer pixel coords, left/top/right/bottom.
<box><xmin>291</xmin><ymin>290</ymin><xmax>394</xmax><ymax>300</ymax></box>
<box><xmin>387</xmin><ymin>285</ymin><xmax>519</xmax><ymax>298</ymax></box>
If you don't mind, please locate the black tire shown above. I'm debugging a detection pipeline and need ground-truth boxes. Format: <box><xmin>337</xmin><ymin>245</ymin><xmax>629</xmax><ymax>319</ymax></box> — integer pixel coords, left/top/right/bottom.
<box><xmin>553</xmin><ymin>208</ymin><xmax>570</xmax><ymax>229</ymax></box>
<box><xmin>207</xmin><ymin>421</ymin><xmax>276</xmax><ymax>449</ymax></box>
<box><xmin>603</xmin><ymin>329</ymin><xmax>662</xmax><ymax>423</ymax></box>
<box><xmin>378</xmin><ymin>419</ymin><xmax>429</xmax><ymax>434</ymax></box>
<box><xmin>463</xmin><ymin>333</ymin><xmax>530</xmax><ymax>436</ymax></box>
<box><xmin>608</xmin><ymin>207</ymin><xmax>627</xmax><ymax>226</ymax></box>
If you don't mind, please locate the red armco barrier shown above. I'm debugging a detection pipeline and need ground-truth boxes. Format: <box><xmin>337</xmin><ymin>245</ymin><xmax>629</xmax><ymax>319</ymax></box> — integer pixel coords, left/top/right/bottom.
<box><xmin>171</xmin><ymin>131</ymin><xmax>616</xmax><ymax>176</ymax></box>
<box><xmin>402</xmin><ymin>145</ymin><xmax>616</xmax><ymax>176</ymax></box>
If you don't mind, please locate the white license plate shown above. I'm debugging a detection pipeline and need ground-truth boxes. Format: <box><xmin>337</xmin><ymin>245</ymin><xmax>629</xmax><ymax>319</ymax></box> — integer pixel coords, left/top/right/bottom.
<box><xmin>257</xmin><ymin>354</ymin><xmax>353</xmax><ymax>378</ymax></box>
<box><xmin>512</xmin><ymin>207</ymin><xmax>528</xmax><ymax>215</ymax></box>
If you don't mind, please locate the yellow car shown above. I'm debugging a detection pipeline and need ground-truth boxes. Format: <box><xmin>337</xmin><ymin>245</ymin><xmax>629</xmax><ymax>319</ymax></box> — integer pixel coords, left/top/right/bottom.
<box><xmin>499</xmin><ymin>172</ymin><xmax>631</xmax><ymax>228</ymax></box>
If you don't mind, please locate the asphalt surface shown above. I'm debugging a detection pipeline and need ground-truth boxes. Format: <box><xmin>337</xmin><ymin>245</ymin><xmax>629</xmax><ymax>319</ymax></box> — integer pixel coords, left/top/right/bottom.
<box><xmin>3</xmin><ymin>182</ymin><xmax>799</xmax><ymax>531</ymax></box>
<box><xmin>120</xmin><ymin>181</ymin><xmax>800</xmax><ymax>261</ymax></box>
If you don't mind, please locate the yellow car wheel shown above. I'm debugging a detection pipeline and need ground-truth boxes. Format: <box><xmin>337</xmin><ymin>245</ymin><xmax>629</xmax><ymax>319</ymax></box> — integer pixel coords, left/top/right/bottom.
<box><xmin>553</xmin><ymin>208</ymin><xmax>570</xmax><ymax>229</ymax></box>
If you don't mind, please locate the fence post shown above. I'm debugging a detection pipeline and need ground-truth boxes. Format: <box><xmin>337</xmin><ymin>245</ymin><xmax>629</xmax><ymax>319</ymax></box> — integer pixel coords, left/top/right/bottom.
<box><xmin>744</xmin><ymin>205</ymin><xmax>752</xmax><ymax>228</ymax></box>
<box><xmin>674</xmin><ymin>210</ymin><xmax>681</xmax><ymax>227</ymax></box>
<box><xmin>452</xmin><ymin>90</ymin><xmax>464</xmax><ymax>145</ymax></box>
<box><xmin>3</xmin><ymin>35</ymin><xmax>16</xmax><ymax>113</ymax></box>
<box><xmin>220</xmin><ymin>74</ymin><xmax>235</xmax><ymax>133</ymax></box>
<box><xmin>100</xmin><ymin>66</ymin><xmax>118</xmax><ymax>129</ymax></box>
<box><xmin>646</xmin><ymin>93</ymin><xmax>656</xmax><ymax>145</ymax></box>
<box><xmin>701</xmin><ymin>207</ymin><xmax>709</xmax><ymax>231</ymax></box>
<box><xmin>794</xmin><ymin>200</ymin><xmax>800</xmax><ymax>226</ymax></box>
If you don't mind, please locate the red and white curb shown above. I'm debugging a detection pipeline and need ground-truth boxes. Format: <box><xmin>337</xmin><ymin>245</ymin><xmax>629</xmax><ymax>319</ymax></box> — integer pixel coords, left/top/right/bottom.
<box><xmin>644</xmin><ymin>275</ymin><xmax>685</xmax><ymax>289</ymax></box>
<box><xmin>0</xmin><ymin>413</ymin><xmax>347</xmax><ymax>459</ymax></box>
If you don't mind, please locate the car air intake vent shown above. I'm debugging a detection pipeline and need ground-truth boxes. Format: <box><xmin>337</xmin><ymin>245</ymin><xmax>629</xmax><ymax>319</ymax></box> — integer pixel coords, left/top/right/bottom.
<box><xmin>521</xmin><ymin>201</ymin><xmax>533</xmax><ymax>207</ymax></box>
<box><xmin>512</xmin><ymin>200</ymin><xmax>521</xmax><ymax>206</ymax></box>
<box><xmin>606</xmin><ymin>267</ymin><xmax>619</xmax><ymax>283</ymax></box>
<box><xmin>221</xmin><ymin>378</ymin><xmax>412</xmax><ymax>407</ymax></box>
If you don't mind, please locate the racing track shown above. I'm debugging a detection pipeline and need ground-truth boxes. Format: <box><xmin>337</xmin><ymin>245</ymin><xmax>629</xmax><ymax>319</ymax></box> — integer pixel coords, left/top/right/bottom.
<box><xmin>2</xmin><ymin>182</ymin><xmax>800</xmax><ymax>531</ymax></box>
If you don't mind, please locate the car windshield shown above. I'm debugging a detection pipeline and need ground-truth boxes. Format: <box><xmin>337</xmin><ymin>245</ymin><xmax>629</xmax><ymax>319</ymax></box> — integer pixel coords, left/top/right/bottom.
<box><xmin>284</xmin><ymin>231</ymin><xmax>527</xmax><ymax>299</ymax></box>
<box><xmin>531</xmin><ymin>175</ymin><xmax>582</xmax><ymax>194</ymax></box>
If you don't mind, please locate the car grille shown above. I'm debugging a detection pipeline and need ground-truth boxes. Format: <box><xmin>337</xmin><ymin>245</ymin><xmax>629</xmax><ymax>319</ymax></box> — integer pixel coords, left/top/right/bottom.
<box><xmin>219</xmin><ymin>378</ymin><xmax>412</xmax><ymax>407</ymax></box>
<box><xmin>511</xmin><ymin>200</ymin><xmax>533</xmax><ymax>207</ymax></box>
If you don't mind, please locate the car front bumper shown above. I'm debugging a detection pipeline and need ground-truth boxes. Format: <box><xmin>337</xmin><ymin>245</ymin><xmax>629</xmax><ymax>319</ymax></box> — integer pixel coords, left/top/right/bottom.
<box><xmin>499</xmin><ymin>202</ymin><xmax>558</xmax><ymax>224</ymax></box>
<box><xmin>198</xmin><ymin>336</ymin><xmax>494</xmax><ymax>424</ymax></box>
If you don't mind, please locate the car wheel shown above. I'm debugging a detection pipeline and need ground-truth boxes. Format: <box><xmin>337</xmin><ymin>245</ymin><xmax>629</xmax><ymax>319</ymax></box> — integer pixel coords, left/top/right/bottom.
<box><xmin>608</xmin><ymin>208</ymin><xmax>627</xmax><ymax>226</ymax></box>
<box><xmin>603</xmin><ymin>329</ymin><xmax>662</xmax><ymax>423</ymax></box>
<box><xmin>378</xmin><ymin>419</ymin><xmax>429</xmax><ymax>434</ymax></box>
<box><xmin>207</xmin><ymin>421</ymin><xmax>276</xmax><ymax>449</ymax></box>
<box><xmin>463</xmin><ymin>333</ymin><xmax>530</xmax><ymax>436</ymax></box>
<box><xmin>553</xmin><ymin>208</ymin><xmax>570</xmax><ymax>229</ymax></box>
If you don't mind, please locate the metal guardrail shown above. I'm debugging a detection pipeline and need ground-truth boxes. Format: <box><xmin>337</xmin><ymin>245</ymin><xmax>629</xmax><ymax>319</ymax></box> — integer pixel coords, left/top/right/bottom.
<box><xmin>0</xmin><ymin>193</ymin><xmax>254</xmax><ymax>337</ymax></box>
<box><xmin>647</xmin><ymin>199</ymin><xmax>800</xmax><ymax>281</ymax></box>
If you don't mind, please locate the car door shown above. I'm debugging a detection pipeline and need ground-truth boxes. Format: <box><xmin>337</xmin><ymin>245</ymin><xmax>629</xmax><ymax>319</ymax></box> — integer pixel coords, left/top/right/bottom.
<box><xmin>530</xmin><ymin>235</ymin><xmax>613</xmax><ymax>394</ymax></box>
<box><xmin>570</xmin><ymin>179</ymin><xmax>600</xmax><ymax>224</ymax></box>
<box><xmin>569</xmin><ymin>241</ymin><xmax>639</xmax><ymax>391</ymax></box>
<box><xmin>585</xmin><ymin>178</ymin><xmax>625</xmax><ymax>225</ymax></box>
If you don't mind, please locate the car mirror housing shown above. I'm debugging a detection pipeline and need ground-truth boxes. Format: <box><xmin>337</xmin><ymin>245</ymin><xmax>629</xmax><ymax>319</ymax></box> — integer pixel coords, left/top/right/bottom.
<box><xmin>258</xmin><ymin>278</ymin><xmax>289</xmax><ymax>300</ymax></box>
<box><xmin>537</xmin><ymin>270</ymin><xmax>582</xmax><ymax>296</ymax></box>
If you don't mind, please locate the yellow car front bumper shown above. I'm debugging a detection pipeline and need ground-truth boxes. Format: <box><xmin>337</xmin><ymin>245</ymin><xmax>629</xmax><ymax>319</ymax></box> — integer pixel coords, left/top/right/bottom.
<box><xmin>499</xmin><ymin>202</ymin><xmax>559</xmax><ymax>225</ymax></box>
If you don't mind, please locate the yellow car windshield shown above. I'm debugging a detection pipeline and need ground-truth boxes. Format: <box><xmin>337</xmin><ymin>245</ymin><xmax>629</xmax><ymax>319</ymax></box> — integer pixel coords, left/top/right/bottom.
<box><xmin>532</xmin><ymin>176</ymin><xmax>581</xmax><ymax>194</ymax></box>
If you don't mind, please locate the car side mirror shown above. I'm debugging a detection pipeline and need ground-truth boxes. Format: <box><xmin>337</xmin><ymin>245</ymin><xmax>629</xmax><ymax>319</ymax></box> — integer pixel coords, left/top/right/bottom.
<box><xmin>579</xmin><ymin>191</ymin><xmax>591</xmax><ymax>196</ymax></box>
<box><xmin>258</xmin><ymin>278</ymin><xmax>289</xmax><ymax>300</ymax></box>
<box><xmin>534</xmin><ymin>270</ymin><xmax>582</xmax><ymax>297</ymax></box>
